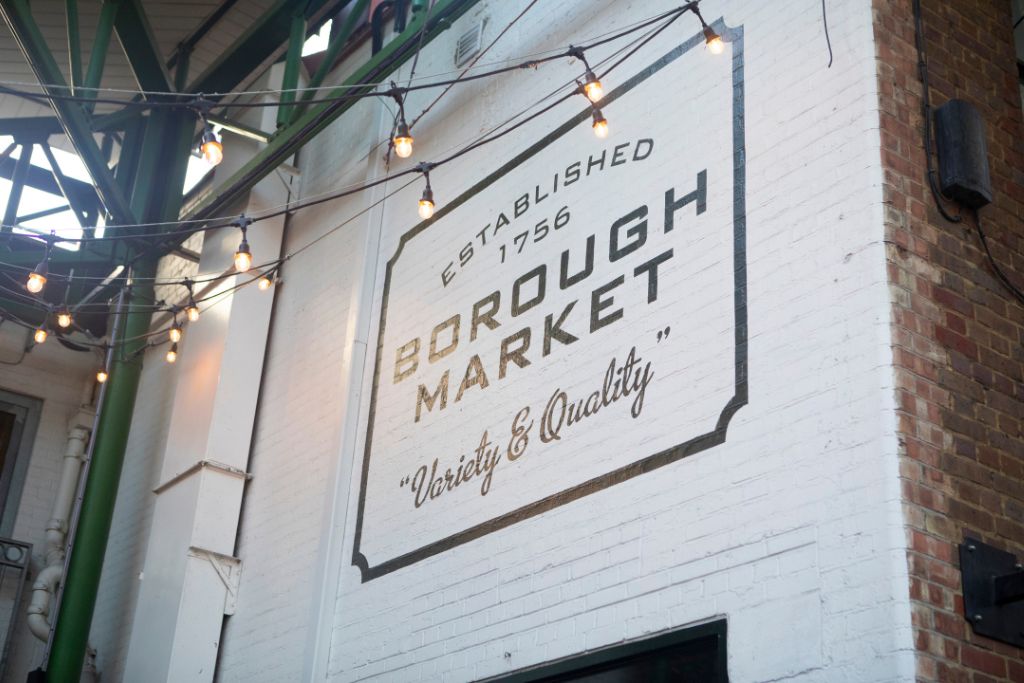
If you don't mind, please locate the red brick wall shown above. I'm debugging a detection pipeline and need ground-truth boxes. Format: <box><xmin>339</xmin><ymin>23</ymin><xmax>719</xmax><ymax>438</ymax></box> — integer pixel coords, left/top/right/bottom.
<box><xmin>874</xmin><ymin>0</ymin><xmax>1024</xmax><ymax>681</ymax></box>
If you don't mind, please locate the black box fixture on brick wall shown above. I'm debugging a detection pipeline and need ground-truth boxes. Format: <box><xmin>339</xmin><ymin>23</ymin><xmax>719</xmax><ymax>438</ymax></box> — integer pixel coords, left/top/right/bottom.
<box><xmin>933</xmin><ymin>99</ymin><xmax>993</xmax><ymax>209</ymax></box>
<box><xmin>959</xmin><ymin>538</ymin><xmax>1024</xmax><ymax>648</ymax></box>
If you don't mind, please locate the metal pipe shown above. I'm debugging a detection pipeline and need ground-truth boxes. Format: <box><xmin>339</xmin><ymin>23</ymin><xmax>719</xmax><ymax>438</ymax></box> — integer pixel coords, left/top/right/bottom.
<box><xmin>43</xmin><ymin>288</ymin><xmax>121</xmax><ymax>665</ymax></box>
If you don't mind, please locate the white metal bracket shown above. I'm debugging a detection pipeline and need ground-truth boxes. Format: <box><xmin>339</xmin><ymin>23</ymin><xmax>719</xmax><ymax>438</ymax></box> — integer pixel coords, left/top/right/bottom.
<box><xmin>188</xmin><ymin>546</ymin><xmax>242</xmax><ymax>616</ymax></box>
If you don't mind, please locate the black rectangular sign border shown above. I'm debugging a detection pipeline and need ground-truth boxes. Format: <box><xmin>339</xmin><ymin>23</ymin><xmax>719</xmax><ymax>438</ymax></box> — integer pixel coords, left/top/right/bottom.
<box><xmin>353</xmin><ymin>20</ymin><xmax>747</xmax><ymax>582</ymax></box>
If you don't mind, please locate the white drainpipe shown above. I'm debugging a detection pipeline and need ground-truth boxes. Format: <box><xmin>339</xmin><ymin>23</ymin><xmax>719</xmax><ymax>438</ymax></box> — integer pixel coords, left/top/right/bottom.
<box><xmin>26</xmin><ymin>415</ymin><xmax>91</xmax><ymax>640</ymax></box>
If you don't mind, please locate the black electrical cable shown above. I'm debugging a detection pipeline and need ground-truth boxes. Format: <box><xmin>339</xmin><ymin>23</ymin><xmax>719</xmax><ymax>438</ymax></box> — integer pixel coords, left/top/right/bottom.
<box><xmin>0</xmin><ymin>4</ymin><xmax>695</xmax><ymax>112</ymax></box>
<box><xmin>1</xmin><ymin>1</ymin><xmax>690</xmax><ymax>276</ymax></box>
<box><xmin>972</xmin><ymin>210</ymin><xmax>1024</xmax><ymax>307</ymax></box>
<box><xmin>912</xmin><ymin>0</ymin><xmax>961</xmax><ymax>224</ymax></box>
<box><xmin>0</xmin><ymin>4</ymin><xmax>701</xmax><ymax>327</ymax></box>
<box><xmin>0</xmin><ymin>4</ymin><xmax>697</xmax><ymax>242</ymax></box>
<box><xmin>821</xmin><ymin>0</ymin><xmax>833</xmax><ymax>68</ymax></box>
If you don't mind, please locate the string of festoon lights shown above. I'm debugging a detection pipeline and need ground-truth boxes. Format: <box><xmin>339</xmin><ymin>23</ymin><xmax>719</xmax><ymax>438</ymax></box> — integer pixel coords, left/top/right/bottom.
<box><xmin>1</xmin><ymin>1</ymin><xmax>725</xmax><ymax>381</ymax></box>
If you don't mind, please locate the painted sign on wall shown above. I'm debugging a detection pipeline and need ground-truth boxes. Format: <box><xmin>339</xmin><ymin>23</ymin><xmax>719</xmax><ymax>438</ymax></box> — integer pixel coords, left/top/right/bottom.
<box><xmin>354</xmin><ymin>22</ymin><xmax>746</xmax><ymax>581</ymax></box>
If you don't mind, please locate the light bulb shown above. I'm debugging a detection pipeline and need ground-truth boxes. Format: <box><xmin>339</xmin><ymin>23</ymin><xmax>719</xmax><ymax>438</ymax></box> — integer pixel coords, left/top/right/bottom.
<box><xmin>96</xmin><ymin>369</ymin><xmax>108</xmax><ymax>383</ymax></box>
<box><xmin>418</xmin><ymin>181</ymin><xmax>435</xmax><ymax>220</ymax></box>
<box><xmin>418</xmin><ymin>198</ymin><xmax>435</xmax><ymax>220</ymax></box>
<box><xmin>166</xmin><ymin>343</ymin><xmax>178</xmax><ymax>364</ymax></box>
<box><xmin>57</xmin><ymin>309</ymin><xmax>72</xmax><ymax>328</ymax></box>
<box><xmin>704</xmin><ymin>27</ymin><xmax>724</xmax><ymax>54</ymax></box>
<box><xmin>26</xmin><ymin>271</ymin><xmax>46</xmax><ymax>294</ymax></box>
<box><xmin>234</xmin><ymin>246</ymin><xmax>252</xmax><ymax>272</ymax></box>
<box><xmin>258</xmin><ymin>274</ymin><xmax>273</xmax><ymax>291</ymax></box>
<box><xmin>201</xmin><ymin>124</ymin><xmax>223</xmax><ymax>166</ymax></box>
<box><xmin>582</xmin><ymin>71</ymin><xmax>603</xmax><ymax>103</ymax></box>
<box><xmin>592</xmin><ymin>109</ymin><xmax>609</xmax><ymax>139</ymax></box>
<box><xmin>393</xmin><ymin>122</ymin><xmax>414</xmax><ymax>159</ymax></box>
<box><xmin>202</xmin><ymin>139</ymin><xmax>223</xmax><ymax>166</ymax></box>
<box><xmin>169</xmin><ymin>323</ymin><xmax>183</xmax><ymax>343</ymax></box>
<box><xmin>34</xmin><ymin>327</ymin><xmax>47</xmax><ymax>344</ymax></box>
<box><xmin>185</xmin><ymin>303</ymin><xmax>200</xmax><ymax>323</ymax></box>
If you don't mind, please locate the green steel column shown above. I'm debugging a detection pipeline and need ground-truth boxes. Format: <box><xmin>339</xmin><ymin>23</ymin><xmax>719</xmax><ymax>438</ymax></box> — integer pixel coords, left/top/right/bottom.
<box><xmin>45</xmin><ymin>258</ymin><xmax>155</xmax><ymax>683</ymax></box>
<box><xmin>46</xmin><ymin>105</ymin><xmax>195</xmax><ymax>683</ymax></box>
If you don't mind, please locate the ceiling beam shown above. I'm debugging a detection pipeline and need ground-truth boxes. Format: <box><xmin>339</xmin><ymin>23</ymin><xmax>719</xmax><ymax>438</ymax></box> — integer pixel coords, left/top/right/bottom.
<box><xmin>0</xmin><ymin>0</ymin><xmax>137</xmax><ymax>226</ymax></box>
<box><xmin>187</xmin><ymin>0</ymin><xmax>346</xmax><ymax>97</ymax></box>
<box><xmin>178</xmin><ymin>0</ymin><xmax>480</xmax><ymax>233</ymax></box>
<box><xmin>0</xmin><ymin>146</ymin><xmax>101</xmax><ymax>212</ymax></box>
<box><xmin>114</xmin><ymin>0</ymin><xmax>175</xmax><ymax>94</ymax></box>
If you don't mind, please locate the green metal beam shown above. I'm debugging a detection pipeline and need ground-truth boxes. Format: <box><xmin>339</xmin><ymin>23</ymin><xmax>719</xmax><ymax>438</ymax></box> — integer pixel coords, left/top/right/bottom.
<box><xmin>0</xmin><ymin>116</ymin><xmax>64</xmax><ymax>137</ymax></box>
<box><xmin>292</xmin><ymin>0</ymin><xmax>370</xmax><ymax>123</ymax></box>
<box><xmin>187</xmin><ymin>0</ymin><xmax>343</xmax><ymax>97</ymax></box>
<box><xmin>114</xmin><ymin>0</ymin><xmax>175</xmax><ymax>94</ymax></box>
<box><xmin>0</xmin><ymin>149</ymin><xmax>99</xmax><ymax>208</ymax></box>
<box><xmin>0</xmin><ymin>0</ymin><xmax>137</xmax><ymax>226</ymax></box>
<box><xmin>180</xmin><ymin>0</ymin><xmax>479</xmax><ymax>230</ymax></box>
<box><xmin>65</xmin><ymin>0</ymin><xmax>82</xmax><ymax>92</ymax></box>
<box><xmin>0</xmin><ymin>110</ymin><xmax>146</xmax><ymax>137</ymax></box>
<box><xmin>82</xmin><ymin>0</ymin><xmax>119</xmax><ymax>97</ymax></box>
<box><xmin>2</xmin><ymin>142</ymin><xmax>31</xmax><ymax>231</ymax></box>
<box><xmin>17</xmin><ymin>203</ymin><xmax>71</xmax><ymax>223</ymax></box>
<box><xmin>38</xmin><ymin>141</ymin><xmax>90</xmax><ymax>227</ymax></box>
<box><xmin>276</xmin><ymin>10</ymin><xmax>307</xmax><ymax>128</ymax></box>
<box><xmin>174</xmin><ymin>44</ymin><xmax>191</xmax><ymax>92</ymax></box>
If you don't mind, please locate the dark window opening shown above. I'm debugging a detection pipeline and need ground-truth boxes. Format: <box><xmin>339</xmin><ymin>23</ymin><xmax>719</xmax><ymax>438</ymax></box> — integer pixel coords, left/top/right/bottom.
<box><xmin>489</xmin><ymin>620</ymin><xmax>727</xmax><ymax>683</ymax></box>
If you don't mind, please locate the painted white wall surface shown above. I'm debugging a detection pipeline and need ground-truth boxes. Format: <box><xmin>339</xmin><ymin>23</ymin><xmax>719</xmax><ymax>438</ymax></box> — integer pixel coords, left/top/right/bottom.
<box><xmin>0</xmin><ymin>320</ymin><xmax>94</xmax><ymax>680</ymax></box>
<box><xmin>88</xmin><ymin>246</ymin><xmax>198</xmax><ymax>683</ymax></box>
<box><xmin>305</xmin><ymin>0</ymin><xmax>914</xmax><ymax>681</ymax></box>
<box><xmin>52</xmin><ymin>0</ymin><xmax>913</xmax><ymax>681</ymax></box>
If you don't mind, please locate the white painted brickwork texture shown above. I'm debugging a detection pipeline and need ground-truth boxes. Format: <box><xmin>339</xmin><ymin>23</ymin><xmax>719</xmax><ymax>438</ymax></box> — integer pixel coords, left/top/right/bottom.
<box><xmin>321</xmin><ymin>1</ymin><xmax>914</xmax><ymax>682</ymax></box>
<box><xmin>28</xmin><ymin>1</ymin><xmax>913</xmax><ymax>682</ymax></box>
<box><xmin>0</xmin><ymin>323</ymin><xmax>92</xmax><ymax>680</ymax></box>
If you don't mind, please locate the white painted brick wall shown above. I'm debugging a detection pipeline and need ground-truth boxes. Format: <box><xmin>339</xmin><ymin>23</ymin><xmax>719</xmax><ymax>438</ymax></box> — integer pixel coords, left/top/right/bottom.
<box><xmin>310</xmin><ymin>1</ymin><xmax>913</xmax><ymax>682</ymax></box>
<box><xmin>0</xmin><ymin>319</ymin><xmax>93</xmax><ymax>680</ymax></box>
<box><xmin>87</xmin><ymin>248</ymin><xmax>200</xmax><ymax>683</ymax></box>
<box><xmin>28</xmin><ymin>1</ymin><xmax>916</xmax><ymax>681</ymax></box>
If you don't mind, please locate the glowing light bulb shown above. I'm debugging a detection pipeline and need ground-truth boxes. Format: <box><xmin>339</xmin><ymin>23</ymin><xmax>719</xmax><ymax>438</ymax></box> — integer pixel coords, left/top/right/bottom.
<box><xmin>582</xmin><ymin>71</ymin><xmax>603</xmax><ymax>102</ymax></box>
<box><xmin>393</xmin><ymin>122</ymin><xmax>414</xmax><ymax>159</ymax></box>
<box><xmin>26</xmin><ymin>271</ymin><xmax>46</xmax><ymax>294</ymax></box>
<box><xmin>34</xmin><ymin>327</ymin><xmax>48</xmax><ymax>344</ymax></box>
<box><xmin>169</xmin><ymin>323</ymin><xmax>183</xmax><ymax>343</ymax></box>
<box><xmin>704</xmin><ymin>27</ymin><xmax>724</xmax><ymax>54</ymax></box>
<box><xmin>185</xmin><ymin>302</ymin><xmax>200</xmax><ymax>323</ymax></box>
<box><xmin>201</xmin><ymin>124</ymin><xmax>223</xmax><ymax>166</ymax></box>
<box><xmin>418</xmin><ymin>179</ymin><xmax>436</xmax><ymax>219</ymax></box>
<box><xmin>258</xmin><ymin>274</ymin><xmax>273</xmax><ymax>291</ymax></box>
<box><xmin>57</xmin><ymin>309</ymin><xmax>72</xmax><ymax>328</ymax></box>
<box><xmin>418</xmin><ymin>197</ymin><xmax>435</xmax><ymax>220</ymax></box>
<box><xmin>234</xmin><ymin>244</ymin><xmax>252</xmax><ymax>272</ymax></box>
<box><xmin>96</xmin><ymin>369</ymin><xmax>108</xmax><ymax>383</ymax></box>
<box><xmin>166</xmin><ymin>343</ymin><xmax>178</xmax><ymax>364</ymax></box>
<box><xmin>592</xmin><ymin>109</ymin><xmax>609</xmax><ymax>139</ymax></box>
<box><xmin>202</xmin><ymin>139</ymin><xmax>223</xmax><ymax>166</ymax></box>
